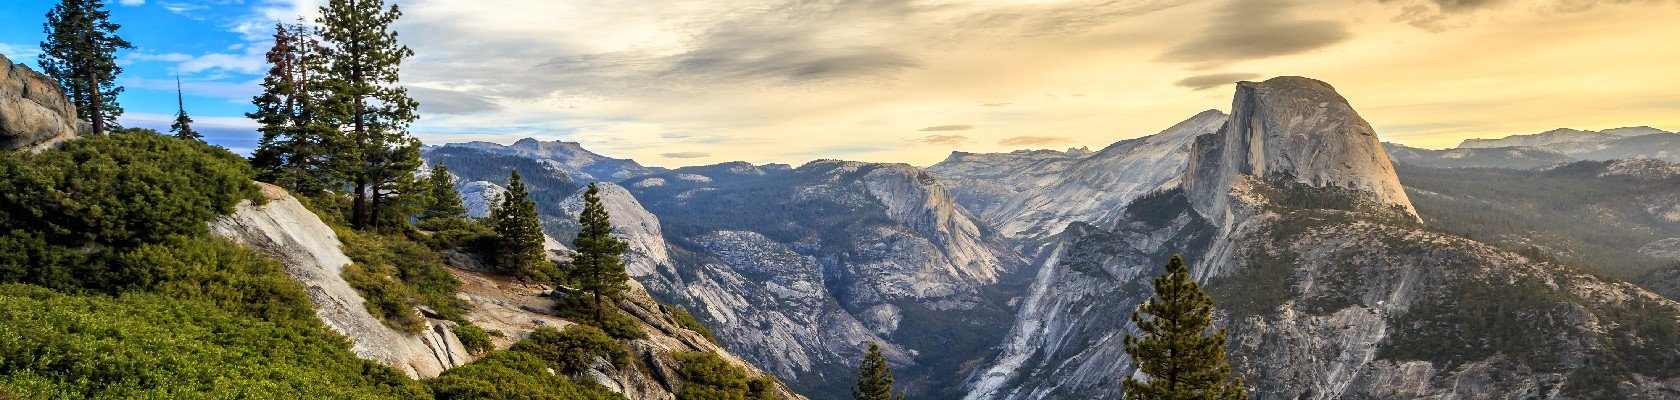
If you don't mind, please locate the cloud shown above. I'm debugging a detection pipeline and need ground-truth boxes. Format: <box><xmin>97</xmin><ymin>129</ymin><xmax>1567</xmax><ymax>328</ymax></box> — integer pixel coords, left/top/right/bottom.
<box><xmin>0</xmin><ymin>43</ymin><xmax>40</xmax><ymax>61</ymax></box>
<box><xmin>123</xmin><ymin>77</ymin><xmax>262</xmax><ymax>103</ymax></box>
<box><xmin>913</xmin><ymin>134</ymin><xmax>969</xmax><ymax>146</ymax></box>
<box><xmin>1378</xmin><ymin>0</ymin><xmax>1670</xmax><ymax>30</ymax></box>
<box><xmin>918</xmin><ymin>125</ymin><xmax>974</xmax><ymax>132</ymax></box>
<box><xmin>1159</xmin><ymin>0</ymin><xmax>1351</xmax><ymax>65</ymax></box>
<box><xmin>118</xmin><ymin>0</ymin><xmax>145</xmax><ymax>5</ymax></box>
<box><xmin>998</xmin><ymin>135</ymin><xmax>1075</xmax><ymax>147</ymax></box>
<box><xmin>1175</xmin><ymin>72</ymin><xmax>1261</xmax><ymax>91</ymax></box>
<box><xmin>662</xmin><ymin>151</ymin><xmax>711</xmax><ymax>159</ymax></box>
<box><xmin>126</xmin><ymin>47</ymin><xmax>266</xmax><ymax>75</ymax></box>
<box><xmin>411</xmin><ymin>87</ymin><xmax>504</xmax><ymax>115</ymax></box>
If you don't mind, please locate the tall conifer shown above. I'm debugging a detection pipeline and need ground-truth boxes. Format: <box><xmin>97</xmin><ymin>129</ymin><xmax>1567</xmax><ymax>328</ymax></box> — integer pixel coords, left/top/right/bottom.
<box><xmin>569</xmin><ymin>183</ymin><xmax>630</xmax><ymax>324</ymax></box>
<box><xmin>420</xmin><ymin>164</ymin><xmax>467</xmax><ymax>221</ymax></box>
<box><xmin>249</xmin><ymin>21</ymin><xmax>337</xmax><ymax>195</ymax></box>
<box><xmin>316</xmin><ymin>0</ymin><xmax>420</xmax><ymax>230</ymax></box>
<box><xmin>170</xmin><ymin>76</ymin><xmax>200</xmax><ymax>140</ymax></box>
<box><xmin>38</xmin><ymin>0</ymin><xmax>131</xmax><ymax>134</ymax></box>
<box><xmin>491</xmin><ymin>171</ymin><xmax>547</xmax><ymax>281</ymax></box>
<box><xmin>1122</xmin><ymin>254</ymin><xmax>1246</xmax><ymax>400</ymax></box>
<box><xmin>851</xmin><ymin>341</ymin><xmax>906</xmax><ymax>400</ymax></box>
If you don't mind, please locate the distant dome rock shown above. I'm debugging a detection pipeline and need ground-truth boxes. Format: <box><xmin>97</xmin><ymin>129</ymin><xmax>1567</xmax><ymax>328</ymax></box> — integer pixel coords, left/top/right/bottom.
<box><xmin>1185</xmin><ymin>76</ymin><xmax>1417</xmax><ymax>226</ymax></box>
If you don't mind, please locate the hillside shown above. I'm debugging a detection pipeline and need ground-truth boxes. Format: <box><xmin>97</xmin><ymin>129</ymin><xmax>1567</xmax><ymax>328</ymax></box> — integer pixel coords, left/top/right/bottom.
<box><xmin>0</xmin><ymin>54</ymin><xmax>802</xmax><ymax>399</ymax></box>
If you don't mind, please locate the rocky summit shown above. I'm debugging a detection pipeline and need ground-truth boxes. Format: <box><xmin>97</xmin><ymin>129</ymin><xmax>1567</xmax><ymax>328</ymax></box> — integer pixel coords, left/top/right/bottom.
<box><xmin>0</xmin><ymin>53</ymin><xmax>81</xmax><ymax>150</ymax></box>
<box><xmin>1185</xmin><ymin>76</ymin><xmax>1416</xmax><ymax>227</ymax></box>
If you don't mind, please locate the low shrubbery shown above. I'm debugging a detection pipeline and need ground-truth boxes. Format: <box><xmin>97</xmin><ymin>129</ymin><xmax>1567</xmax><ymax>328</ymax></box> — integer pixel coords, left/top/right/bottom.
<box><xmin>553</xmin><ymin>293</ymin><xmax>648</xmax><ymax>340</ymax></box>
<box><xmin>667</xmin><ymin>305</ymin><xmax>716</xmax><ymax>343</ymax></box>
<box><xmin>0</xmin><ymin>131</ymin><xmax>261</xmax><ymax>248</ymax></box>
<box><xmin>427</xmin><ymin>325</ymin><xmax>629</xmax><ymax>400</ymax></box>
<box><xmin>509</xmin><ymin>325</ymin><xmax>631</xmax><ymax>373</ymax></box>
<box><xmin>0</xmin><ymin>284</ymin><xmax>429</xmax><ymax>399</ymax></box>
<box><xmin>673</xmin><ymin>351</ymin><xmax>778</xmax><ymax>400</ymax></box>
<box><xmin>453</xmin><ymin>324</ymin><xmax>495</xmax><ymax>355</ymax></box>
<box><xmin>338</xmin><ymin>227</ymin><xmax>470</xmax><ymax>332</ymax></box>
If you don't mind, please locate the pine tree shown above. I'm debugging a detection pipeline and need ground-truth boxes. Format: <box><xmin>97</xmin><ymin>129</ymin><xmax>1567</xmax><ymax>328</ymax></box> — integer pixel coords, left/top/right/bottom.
<box><xmin>1122</xmin><ymin>254</ymin><xmax>1246</xmax><ymax>400</ymax></box>
<box><xmin>569</xmin><ymin>183</ymin><xmax>630</xmax><ymax>325</ymax></box>
<box><xmin>316</xmin><ymin>0</ymin><xmax>420</xmax><ymax>230</ymax></box>
<box><xmin>249</xmin><ymin>21</ymin><xmax>338</xmax><ymax>196</ymax></box>
<box><xmin>170</xmin><ymin>76</ymin><xmax>200</xmax><ymax>141</ymax></box>
<box><xmin>420</xmin><ymin>164</ymin><xmax>467</xmax><ymax>221</ymax></box>
<box><xmin>851</xmin><ymin>341</ymin><xmax>906</xmax><ymax>400</ymax></box>
<box><xmin>38</xmin><ymin>0</ymin><xmax>132</xmax><ymax>134</ymax></box>
<box><xmin>490</xmin><ymin>170</ymin><xmax>547</xmax><ymax>281</ymax></box>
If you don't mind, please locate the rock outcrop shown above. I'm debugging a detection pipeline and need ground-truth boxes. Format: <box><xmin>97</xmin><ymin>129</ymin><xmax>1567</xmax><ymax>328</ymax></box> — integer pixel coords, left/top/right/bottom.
<box><xmin>0</xmin><ymin>52</ymin><xmax>81</xmax><ymax>151</ymax></box>
<box><xmin>1185</xmin><ymin>76</ymin><xmax>1416</xmax><ymax>227</ymax></box>
<box><xmin>209</xmin><ymin>182</ymin><xmax>468</xmax><ymax>378</ymax></box>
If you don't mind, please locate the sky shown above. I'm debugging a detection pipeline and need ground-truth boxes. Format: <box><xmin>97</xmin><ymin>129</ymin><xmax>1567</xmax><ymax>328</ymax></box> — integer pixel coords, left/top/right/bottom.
<box><xmin>2</xmin><ymin>0</ymin><xmax>1678</xmax><ymax>167</ymax></box>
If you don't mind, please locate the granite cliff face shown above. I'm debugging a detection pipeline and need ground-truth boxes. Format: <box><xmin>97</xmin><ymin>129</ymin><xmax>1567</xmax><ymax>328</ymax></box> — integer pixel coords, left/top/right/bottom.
<box><xmin>209</xmin><ymin>183</ymin><xmax>469</xmax><ymax>379</ymax></box>
<box><xmin>0</xmin><ymin>53</ymin><xmax>81</xmax><ymax>150</ymax></box>
<box><xmin>929</xmin><ymin>110</ymin><xmax>1227</xmax><ymax>247</ymax></box>
<box><xmin>620</xmin><ymin>160</ymin><xmax>1026</xmax><ymax>397</ymax></box>
<box><xmin>959</xmin><ymin>77</ymin><xmax>1680</xmax><ymax>399</ymax></box>
<box><xmin>1185</xmin><ymin>76</ymin><xmax>1416</xmax><ymax>227</ymax></box>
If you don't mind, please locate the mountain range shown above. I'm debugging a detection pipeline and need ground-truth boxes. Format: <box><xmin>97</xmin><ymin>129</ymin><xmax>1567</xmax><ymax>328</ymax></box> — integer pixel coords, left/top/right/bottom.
<box><xmin>424</xmin><ymin>76</ymin><xmax>1680</xmax><ymax>399</ymax></box>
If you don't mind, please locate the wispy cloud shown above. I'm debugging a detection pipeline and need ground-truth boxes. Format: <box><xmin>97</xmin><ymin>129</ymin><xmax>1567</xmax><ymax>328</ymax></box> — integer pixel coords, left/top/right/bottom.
<box><xmin>411</xmin><ymin>87</ymin><xmax>504</xmax><ymax>115</ymax></box>
<box><xmin>913</xmin><ymin>134</ymin><xmax>969</xmax><ymax>146</ymax></box>
<box><xmin>1158</xmin><ymin>0</ymin><xmax>1351</xmax><ymax>65</ymax></box>
<box><xmin>918</xmin><ymin>125</ymin><xmax>974</xmax><ymax>132</ymax></box>
<box><xmin>1175</xmin><ymin>73</ymin><xmax>1261</xmax><ymax>91</ymax></box>
<box><xmin>662</xmin><ymin>151</ymin><xmax>711</xmax><ymax>159</ymax></box>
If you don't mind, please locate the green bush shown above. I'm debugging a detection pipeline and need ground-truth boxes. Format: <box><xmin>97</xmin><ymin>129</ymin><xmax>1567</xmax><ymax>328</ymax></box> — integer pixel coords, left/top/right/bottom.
<box><xmin>667</xmin><ymin>306</ymin><xmax>716</xmax><ymax>343</ymax></box>
<box><xmin>672</xmin><ymin>351</ymin><xmax>777</xmax><ymax>400</ymax></box>
<box><xmin>553</xmin><ymin>293</ymin><xmax>648</xmax><ymax>340</ymax></box>
<box><xmin>509</xmin><ymin>325</ymin><xmax>630</xmax><ymax>374</ymax></box>
<box><xmin>0</xmin><ymin>132</ymin><xmax>260</xmax><ymax>248</ymax></box>
<box><xmin>114</xmin><ymin>235</ymin><xmax>317</xmax><ymax>325</ymax></box>
<box><xmin>426</xmin><ymin>351</ymin><xmax>622</xmax><ymax>400</ymax></box>
<box><xmin>454</xmin><ymin>324</ymin><xmax>494</xmax><ymax>355</ymax></box>
<box><xmin>0</xmin><ymin>284</ymin><xmax>429</xmax><ymax>399</ymax></box>
<box><xmin>415</xmin><ymin>217</ymin><xmax>496</xmax><ymax>252</ymax></box>
<box><xmin>339</xmin><ymin>228</ymin><xmax>470</xmax><ymax>332</ymax></box>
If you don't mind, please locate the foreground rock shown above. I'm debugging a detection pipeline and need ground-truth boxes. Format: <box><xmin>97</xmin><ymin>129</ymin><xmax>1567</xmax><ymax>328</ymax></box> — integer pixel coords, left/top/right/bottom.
<box><xmin>209</xmin><ymin>182</ymin><xmax>469</xmax><ymax>378</ymax></box>
<box><xmin>0</xmin><ymin>53</ymin><xmax>81</xmax><ymax>150</ymax></box>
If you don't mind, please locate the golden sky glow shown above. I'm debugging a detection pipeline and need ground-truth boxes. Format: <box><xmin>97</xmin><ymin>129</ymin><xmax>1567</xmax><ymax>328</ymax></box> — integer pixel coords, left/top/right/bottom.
<box><xmin>357</xmin><ymin>0</ymin><xmax>1680</xmax><ymax>167</ymax></box>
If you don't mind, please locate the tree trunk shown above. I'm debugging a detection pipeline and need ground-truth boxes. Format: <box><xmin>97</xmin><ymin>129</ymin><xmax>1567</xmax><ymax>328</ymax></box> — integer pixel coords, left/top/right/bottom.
<box><xmin>594</xmin><ymin>290</ymin><xmax>604</xmax><ymax>325</ymax></box>
<box><xmin>369</xmin><ymin>186</ymin><xmax>382</xmax><ymax>233</ymax></box>
<box><xmin>84</xmin><ymin>68</ymin><xmax>104</xmax><ymax>135</ymax></box>
<box><xmin>353</xmin><ymin>178</ymin><xmax>367</xmax><ymax>229</ymax></box>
